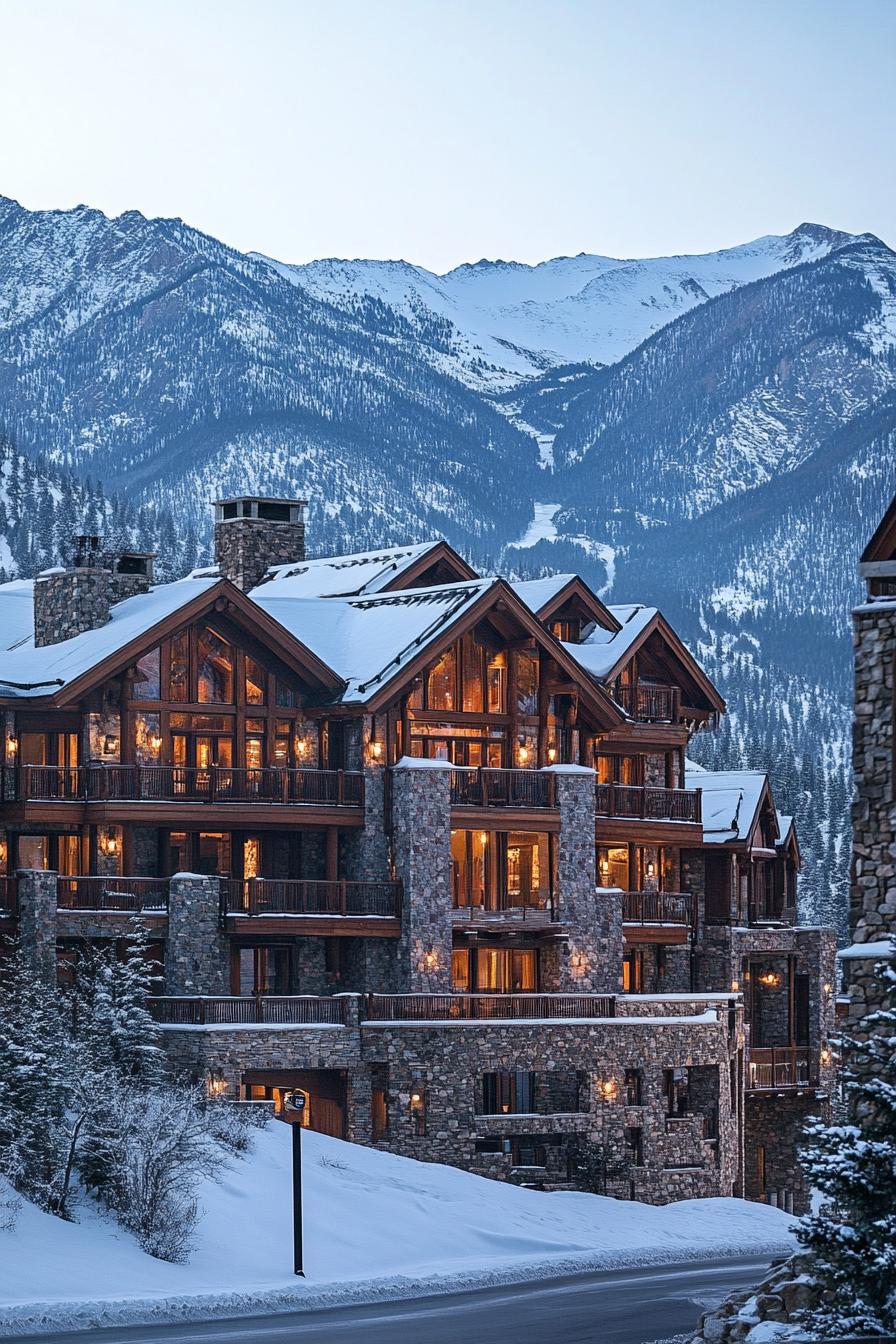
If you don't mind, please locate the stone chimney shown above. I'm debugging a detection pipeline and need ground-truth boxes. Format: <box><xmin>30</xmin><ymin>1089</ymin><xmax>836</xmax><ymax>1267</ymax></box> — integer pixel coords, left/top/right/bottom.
<box><xmin>109</xmin><ymin>551</ymin><xmax>156</xmax><ymax>602</ymax></box>
<box><xmin>33</xmin><ymin>535</ymin><xmax>111</xmax><ymax>647</ymax></box>
<box><xmin>213</xmin><ymin>496</ymin><xmax>307</xmax><ymax>592</ymax></box>
<box><xmin>32</xmin><ymin>538</ymin><xmax>158</xmax><ymax>647</ymax></box>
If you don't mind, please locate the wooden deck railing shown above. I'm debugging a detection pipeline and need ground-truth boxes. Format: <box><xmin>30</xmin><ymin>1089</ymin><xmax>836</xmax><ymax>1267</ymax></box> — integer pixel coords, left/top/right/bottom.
<box><xmin>622</xmin><ymin>891</ymin><xmax>692</xmax><ymax>926</ymax></box>
<box><xmin>450</xmin><ymin>768</ymin><xmax>557</xmax><ymax>809</ymax></box>
<box><xmin>747</xmin><ymin>1047</ymin><xmax>816</xmax><ymax>1090</ymax></box>
<box><xmin>365</xmin><ymin>992</ymin><xmax>616</xmax><ymax>1021</ymax></box>
<box><xmin>616</xmin><ymin>682</ymin><xmax>680</xmax><ymax>722</ymax></box>
<box><xmin>222</xmin><ymin>878</ymin><xmax>402</xmax><ymax>918</ymax></box>
<box><xmin>749</xmin><ymin>898</ymin><xmax>797</xmax><ymax>927</ymax></box>
<box><xmin>450</xmin><ymin>902</ymin><xmax>557</xmax><ymax>926</ymax></box>
<box><xmin>147</xmin><ymin>995</ymin><xmax>351</xmax><ymax>1026</ymax></box>
<box><xmin>57</xmin><ymin>876</ymin><xmax>169</xmax><ymax>912</ymax></box>
<box><xmin>12</xmin><ymin>764</ymin><xmax>363</xmax><ymax>807</ymax></box>
<box><xmin>595</xmin><ymin>782</ymin><xmax>701</xmax><ymax>824</ymax></box>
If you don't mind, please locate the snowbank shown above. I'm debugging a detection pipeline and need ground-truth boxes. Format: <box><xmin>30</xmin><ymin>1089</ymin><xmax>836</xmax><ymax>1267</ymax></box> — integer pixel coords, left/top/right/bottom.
<box><xmin>0</xmin><ymin>1125</ymin><xmax>797</xmax><ymax>1336</ymax></box>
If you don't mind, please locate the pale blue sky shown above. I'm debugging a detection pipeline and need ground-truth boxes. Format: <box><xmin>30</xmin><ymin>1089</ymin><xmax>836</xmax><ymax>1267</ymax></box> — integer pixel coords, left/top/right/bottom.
<box><xmin>1</xmin><ymin>0</ymin><xmax>893</xmax><ymax>271</ymax></box>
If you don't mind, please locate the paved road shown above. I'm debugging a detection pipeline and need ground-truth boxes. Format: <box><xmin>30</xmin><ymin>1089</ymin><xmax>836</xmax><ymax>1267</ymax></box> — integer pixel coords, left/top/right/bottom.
<box><xmin>24</xmin><ymin>1256</ymin><xmax>771</xmax><ymax>1344</ymax></box>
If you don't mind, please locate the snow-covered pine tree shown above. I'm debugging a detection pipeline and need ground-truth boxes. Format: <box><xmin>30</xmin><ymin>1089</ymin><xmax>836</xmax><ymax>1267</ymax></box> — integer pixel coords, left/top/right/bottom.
<box><xmin>0</xmin><ymin>946</ymin><xmax>70</xmax><ymax>1210</ymax></box>
<box><xmin>796</xmin><ymin>947</ymin><xmax>896</xmax><ymax>1337</ymax></box>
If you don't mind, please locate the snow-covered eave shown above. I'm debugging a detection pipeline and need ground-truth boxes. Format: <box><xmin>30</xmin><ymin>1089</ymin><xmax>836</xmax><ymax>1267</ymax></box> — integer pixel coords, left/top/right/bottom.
<box><xmin>837</xmin><ymin>939</ymin><xmax>895</xmax><ymax>960</ymax></box>
<box><xmin>361</xmin><ymin>1010</ymin><xmax>721</xmax><ymax>1028</ymax></box>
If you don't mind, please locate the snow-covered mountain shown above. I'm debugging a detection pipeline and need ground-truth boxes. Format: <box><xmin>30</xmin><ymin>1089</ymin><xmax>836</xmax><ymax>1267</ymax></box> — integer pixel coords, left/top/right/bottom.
<box><xmin>255</xmin><ymin>223</ymin><xmax>867</xmax><ymax>389</ymax></box>
<box><xmin>0</xmin><ymin>194</ymin><xmax>892</xmax><ymax>931</ymax></box>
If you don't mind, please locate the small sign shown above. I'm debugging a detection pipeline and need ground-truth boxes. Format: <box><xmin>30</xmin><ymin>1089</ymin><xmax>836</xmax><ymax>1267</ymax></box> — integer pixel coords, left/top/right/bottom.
<box><xmin>283</xmin><ymin>1090</ymin><xmax>307</xmax><ymax>1113</ymax></box>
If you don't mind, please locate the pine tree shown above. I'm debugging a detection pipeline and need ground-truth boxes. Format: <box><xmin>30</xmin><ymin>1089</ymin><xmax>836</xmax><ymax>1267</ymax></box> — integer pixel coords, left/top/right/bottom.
<box><xmin>796</xmin><ymin>949</ymin><xmax>896</xmax><ymax>1336</ymax></box>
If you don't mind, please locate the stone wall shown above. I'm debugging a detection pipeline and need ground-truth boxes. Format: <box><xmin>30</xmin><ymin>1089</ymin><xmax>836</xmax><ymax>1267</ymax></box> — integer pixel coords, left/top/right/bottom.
<box><xmin>213</xmin><ymin>516</ymin><xmax>306</xmax><ymax>592</ymax></box>
<box><xmin>549</xmin><ymin>767</ymin><xmax>612</xmax><ymax>991</ymax></box>
<box><xmin>390</xmin><ymin>761</ymin><xmax>453</xmax><ymax>991</ymax></box>
<box><xmin>16</xmin><ymin>868</ymin><xmax>58</xmax><ymax>982</ymax></box>
<box><xmin>744</xmin><ymin>1092</ymin><xmax>827</xmax><ymax>1214</ymax></box>
<box><xmin>164</xmin><ymin>874</ymin><xmax>228</xmax><ymax>994</ymax></box>
<box><xmin>847</xmin><ymin>601</ymin><xmax>896</xmax><ymax>1046</ymax></box>
<box><xmin>33</xmin><ymin>568</ymin><xmax>111</xmax><ymax>646</ymax></box>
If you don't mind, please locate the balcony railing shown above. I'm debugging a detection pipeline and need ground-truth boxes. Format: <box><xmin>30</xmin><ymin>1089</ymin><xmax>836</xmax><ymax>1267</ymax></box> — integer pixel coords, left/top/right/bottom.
<box><xmin>57</xmin><ymin>876</ymin><xmax>169</xmax><ymax>912</ymax></box>
<box><xmin>622</xmin><ymin>890</ymin><xmax>692</xmax><ymax>926</ymax></box>
<box><xmin>747</xmin><ymin>1047</ymin><xmax>816</xmax><ymax>1091</ymax></box>
<box><xmin>365</xmin><ymin>992</ymin><xmax>617</xmax><ymax>1021</ymax></box>
<box><xmin>451</xmin><ymin>901</ymin><xmax>558</xmax><ymax>926</ymax></box>
<box><xmin>616</xmin><ymin>682</ymin><xmax>680</xmax><ymax>722</ymax></box>
<box><xmin>10</xmin><ymin>764</ymin><xmax>363</xmax><ymax>807</ymax></box>
<box><xmin>749</xmin><ymin>897</ymin><xmax>797</xmax><ymax>927</ymax></box>
<box><xmin>147</xmin><ymin>995</ymin><xmax>351</xmax><ymax>1026</ymax></box>
<box><xmin>595</xmin><ymin>782</ymin><xmax>701</xmax><ymax>824</ymax></box>
<box><xmin>450</xmin><ymin>768</ymin><xmax>557</xmax><ymax>809</ymax></box>
<box><xmin>222</xmin><ymin>877</ymin><xmax>402</xmax><ymax>919</ymax></box>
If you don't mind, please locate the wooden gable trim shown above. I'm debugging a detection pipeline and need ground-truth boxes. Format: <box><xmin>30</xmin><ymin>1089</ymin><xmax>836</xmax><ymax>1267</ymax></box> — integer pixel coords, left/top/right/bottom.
<box><xmin>378</xmin><ymin>541</ymin><xmax>478</xmax><ymax>592</ymax></box>
<box><xmin>743</xmin><ymin>778</ymin><xmax>780</xmax><ymax>851</ymax></box>
<box><xmin>362</xmin><ymin>579</ymin><xmax>624</xmax><ymax>729</ymax></box>
<box><xmin>531</xmin><ymin>576</ymin><xmax>621</xmax><ymax>634</ymax></box>
<box><xmin>777</xmin><ymin>820</ymin><xmax>802</xmax><ymax>870</ymax></box>
<box><xmin>861</xmin><ymin>493</ymin><xmax>896</xmax><ymax>563</ymax></box>
<box><xmin>598</xmin><ymin>611</ymin><xmax>725</xmax><ymax>715</ymax></box>
<box><xmin>54</xmin><ymin>580</ymin><xmax>344</xmax><ymax>707</ymax></box>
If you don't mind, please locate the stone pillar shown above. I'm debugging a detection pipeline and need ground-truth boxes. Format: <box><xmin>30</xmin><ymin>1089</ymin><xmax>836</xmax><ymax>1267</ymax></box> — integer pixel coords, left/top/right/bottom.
<box><xmin>164</xmin><ymin>874</ymin><xmax>229</xmax><ymax>994</ymax></box>
<box><xmin>391</xmin><ymin>760</ymin><xmax>453</xmax><ymax>992</ymax></box>
<box><xmin>847</xmin><ymin>601</ymin><xmax>896</xmax><ymax>1040</ymax></box>
<box><xmin>16</xmin><ymin>869</ymin><xmax>58</xmax><ymax>983</ymax></box>
<box><xmin>546</xmin><ymin>765</ymin><xmax>609</xmax><ymax>992</ymax></box>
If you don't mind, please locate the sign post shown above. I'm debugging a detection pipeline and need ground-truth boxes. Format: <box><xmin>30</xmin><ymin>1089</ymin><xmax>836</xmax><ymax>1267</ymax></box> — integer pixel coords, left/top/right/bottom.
<box><xmin>281</xmin><ymin>1091</ymin><xmax>306</xmax><ymax>1276</ymax></box>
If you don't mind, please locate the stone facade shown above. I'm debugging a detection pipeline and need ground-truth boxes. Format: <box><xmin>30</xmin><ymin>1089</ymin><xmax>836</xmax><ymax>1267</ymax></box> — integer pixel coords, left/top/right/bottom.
<box><xmin>164</xmin><ymin>874</ymin><xmax>229</xmax><ymax>994</ymax></box>
<box><xmin>16</xmin><ymin>868</ymin><xmax>58</xmax><ymax>982</ymax></box>
<box><xmin>847</xmin><ymin>600</ymin><xmax>896</xmax><ymax>1047</ymax></box>
<box><xmin>550</xmin><ymin>768</ymin><xmax>613</xmax><ymax>991</ymax></box>
<box><xmin>391</xmin><ymin>761</ymin><xmax>454</xmax><ymax>991</ymax></box>
<box><xmin>214</xmin><ymin>511</ymin><xmax>306</xmax><ymax>592</ymax></box>
<box><xmin>33</xmin><ymin>568</ymin><xmax>110</xmax><ymax>646</ymax></box>
<box><xmin>743</xmin><ymin>1093</ymin><xmax>827</xmax><ymax>1214</ymax></box>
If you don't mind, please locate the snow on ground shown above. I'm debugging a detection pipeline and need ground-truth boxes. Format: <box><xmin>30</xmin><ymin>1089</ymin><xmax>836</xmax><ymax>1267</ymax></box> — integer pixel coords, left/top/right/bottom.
<box><xmin>0</xmin><ymin>1125</ymin><xmax>797</xmax><ymax>1335</ymax></box>
<box><xmin>513</xmin><ymin>502</ymin><xmax>562</xmax><ymax>547</ymax></box>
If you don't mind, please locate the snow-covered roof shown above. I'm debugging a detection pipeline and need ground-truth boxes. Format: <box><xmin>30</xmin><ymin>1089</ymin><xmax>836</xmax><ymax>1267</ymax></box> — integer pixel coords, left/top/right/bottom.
<box><xmin>510</xmin><ymin>575</ymin><xmax>579</xmax><ymax>612</ymax></box>
<box><xmin>562</xmin><ymin>604</ymin><xmax>658</xmax><ymax>680</ymax></box>
<box><xmin>685</xmin><ymin>769</ymin><xmax>771</xmax><ymax>845</ymax></box>
<box><xmin>0</xmin><ymin>578</ymin><xmax>217</xmax><ymax>697</ymax></box>
<box><xmin>0</xmin><ymin>578</ymin><xmax>41</xmax><ymax>652</ymax></box>
<box><xmin>775</xmin><ymin>813</ymin><xmax>795</xmax><ymax>846</ymax></box>
<box><xmin>250</xmin><ymin>542</ymin><xmax>448</xmax><ymax>599</ymax></box>
<box><xmin>254</xmin><ymin>579</ymin><xmax>495</xmax><ymax>702</ymax></box>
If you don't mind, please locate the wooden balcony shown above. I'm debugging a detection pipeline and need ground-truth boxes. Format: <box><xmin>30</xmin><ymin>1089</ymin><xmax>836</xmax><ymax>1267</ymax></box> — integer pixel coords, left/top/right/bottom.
<box><xmin>57</xmin><ymin>876</ymin><xmax>168</xmax><ymax>912</ymax></box>
<box><xmin>622</xmin><ymin>890</ymin><xmax>692</xmax><ymax>925</ymax></box>
<box><xmin>5</xmin><ymin>764</ymin><xmax>365</xmax><ymax>826</ymax></box>
<box><xmin>450</xmin><ymin>768</ymin><xmax>557</xmax><ymax>810</ymax></box>
<box><xmin>616</xmin><ymin>681</ymin><xmax>680</xmax><ymax>722</ymax></box>
<box><xmin>596</xmin><ymin>782</ymin><xmax>701</xmax><ymax>823</ymax></box>
<box><xmin>451</xmin><ymin>901</ymin><xmax>560</xmax><ymax>930</ymax></box>
<box><xmin>749</xmin><ymin>898</ymin><xmax>797</xmax><ymax>927</ymax></box>
<box><xmin>221</xmin><ymin>877</ymin><xmax>401</xmax><ymax>938</ymax></box>
<box><xmin>364</xmin><ymin>992</ymin><xmax>617</xmax><ymax>1022</ymax></box>
<box><xmin>746</xmin><ymin>1047</ymin><xmax>817</xmax><ymax>1091</ymax></box>
<box><xmin>148</xmin><ymin>995</ymin><xmax>352</xmax><ymax>1026</ymax></box>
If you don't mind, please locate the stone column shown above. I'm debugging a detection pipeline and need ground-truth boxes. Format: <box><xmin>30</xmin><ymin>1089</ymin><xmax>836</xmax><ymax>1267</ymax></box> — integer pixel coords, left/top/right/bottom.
<box><xmin>164</xmin><ymin>874</ymin><xmax>229</xmax><ymax>995</ymax></box>
<box><xmin>16</xmin><ymin>868</ymin><xmax>58</xmax><ymax>983</ymax></box>
<box><xmin>546</xmin><ymin>765</ymin><xmax>612</xmax><ymax>992</ymax></box>
<box><xmin>391</xmin><ymin>759</ymin><xmax>453</xmax><ymax>992</ymax></box>
<box><xmin>848</xmin><ymin>602</ymin><xmax>896</xmax><ymax>1041</ymax></box>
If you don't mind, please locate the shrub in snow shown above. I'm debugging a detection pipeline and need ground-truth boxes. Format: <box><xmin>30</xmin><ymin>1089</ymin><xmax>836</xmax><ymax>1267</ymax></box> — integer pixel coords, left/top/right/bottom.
<box><xmin>796</xmin><ymin>948</ymin><xmax>896</xmax><ymax>1337</ymax></box>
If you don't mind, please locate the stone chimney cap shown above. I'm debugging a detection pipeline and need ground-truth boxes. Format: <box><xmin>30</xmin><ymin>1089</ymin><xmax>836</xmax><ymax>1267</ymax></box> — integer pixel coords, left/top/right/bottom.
<box><xmin>215</xmin><ymin>496</ymin><xmax>307</xmax><ymax>524</ymax></box>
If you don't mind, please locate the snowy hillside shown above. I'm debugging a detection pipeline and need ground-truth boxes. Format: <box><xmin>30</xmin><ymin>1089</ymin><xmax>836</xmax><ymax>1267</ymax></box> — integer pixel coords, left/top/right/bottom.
<box><xmin>259</xmin><ymin>223</ymin><xmax>866</xmax><ymax>389</ymax></box>
<box><xmin>0</xmin><ymin>1123</ymin><xmax>796</xmax><ymax>1334</ymax></box>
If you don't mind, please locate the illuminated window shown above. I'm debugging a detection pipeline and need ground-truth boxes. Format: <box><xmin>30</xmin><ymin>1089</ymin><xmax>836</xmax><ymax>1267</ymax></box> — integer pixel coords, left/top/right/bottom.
<box><xmin>516</xmin><ymin>655</ymin><xmax>539</xmax><ymax>716</ymax></box>
<box><xmin>197</xmin><ymin>629</ymin><xmax>234</xmax><ymax>703</ymax></box>
<box><xmin>133</xmin><ymin>647</ymin><xmax>161</xmax><ymax>698</ymax></box>
<box><xmin>169</xmin><ymin>631</ymin><xmax>189</xmax><ymax>702</ymax></box>
<box><xmin>427</xmin><ymin>649</ymin><xmax>456</xmax><ymax>710</ymax></box>
<box><xmin>487</xmin><ymin>654</ymin><xmax>506</xmax><ymax>714</ymax></box>
<box><xmin>245</xmin><ymin>656</ymin><xmax>266</xmax><ymax>705</ymax></box>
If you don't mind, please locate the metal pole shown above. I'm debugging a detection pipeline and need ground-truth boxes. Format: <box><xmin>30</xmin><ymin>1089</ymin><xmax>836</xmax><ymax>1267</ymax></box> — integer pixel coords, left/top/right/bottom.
<box><xmin>292</xmin><ymin>1119</ymin><xmax>304</xmax><ymax>1276</ymax></box>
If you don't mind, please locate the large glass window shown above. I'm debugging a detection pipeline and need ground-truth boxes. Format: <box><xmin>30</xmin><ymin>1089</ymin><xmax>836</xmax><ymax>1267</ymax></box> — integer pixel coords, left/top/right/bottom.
<box><xmin>133</xmin><ymin>648</ymin><xmax>161</xmax><ymax>698</ymax></box>
<box><xmin>475</xmin><ymin>948</ymin><xmax>537</xmax><ymax>992</ymax></box>
<box><xmin>245</xmin><ymin>656</ymin><xmax>266</xmax><ymax>705</ymax></box>
<box><xmin>451</xmin><ymin>829</ymin><xmax>488</xmax><ymax>908</ymax></box>
<box><xmin>18</xmin><ymin>834</ymin><xmax>49</xmax><ymax>869</ymax></box>
<box><xmin>427</xmin><ymin>649</ymin><xmax>456</xmax><ymax>711</ymax></box>
<box><xmin>197</xmin><ymin>629</ymin><xmax>234</xmax><ymax>703</ymax></box>
<box><xmin>505</xmin><ymin>832</ymin><xmax>544</xmax><ymax>907</ymax></box>
<box><xmin>461</xmin><ymin>636</ymin><xmax>484</xmax><ymax>713</ymax></box>
<box><xmin>169</xmin><ymin>630</ymin><xmax>189</xmax><ymax>702</ymax></box>
<box><xmin>196</xmin><ymin>832</ymin><xmax>231</xmax><ymax>875</ymax></box>
<box><xmin>598</xmin><ymin>845</ymin><xmax>630</xmax><ymax>890</ymax></box>
<box><xmin>516</xmin><ymin>655</ymin><xmax>539</xmax><ymax>716</ymax></box>
<box><xmin>481</xmin><ymin>1071</ymin><xmax>535</xmax><ymax>1115</ymax></box>
<box><xmin>487</xmin><ymin>653</ymin><xmax>506</xmax><ymax>714</ymax></box>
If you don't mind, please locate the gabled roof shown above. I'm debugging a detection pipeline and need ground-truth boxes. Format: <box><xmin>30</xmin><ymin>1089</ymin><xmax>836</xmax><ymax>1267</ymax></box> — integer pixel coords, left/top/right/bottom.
<box><xmin>860</xmin><ymin>493</ymin><xmax>896</xmax><ymax>563</ymax></box>
<box><xmin>776</xmin><ymin>812</ymin><xmax>801</xmax><ymax>868</ymax></box>
<box><xmin>0</xmin><ymin>578</ymin><xmax>343</xmax><ymax>704</ymax></box>
<box><xmin>250</xmin><ymin>540</ymin><xmax>477</xmax><ymax>599</ymax></box>
<box><xmin>684</xmin><ymin>768</ymin><xmax>777</xmax><ymax>847</ymax></box>
<box><xmin>512</xmin><ymin>574</ymin><xmax>621</xmax><ymax>634</ymax></box>
<box><xmin>562</xmin><ymin>604</ymin><xmax>725</xmax><ymax>716</ymax></box>
<box><xmin>256</xmin><ymin>576</ymin><xmax>626</xmax><ymax>723</ymax></box>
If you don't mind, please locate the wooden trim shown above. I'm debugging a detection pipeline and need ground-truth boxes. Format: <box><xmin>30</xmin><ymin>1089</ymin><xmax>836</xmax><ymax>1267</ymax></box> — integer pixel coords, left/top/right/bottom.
<box><xmin>623</xmin><ymin>926</ymin><xmax>689</xmax><ymax>946</ymax></box>
<box><xmin>861</xmin><ymin>493</ymin><xmax>896</xmax><ymax>563</ymax></box>
<box><xmin>378</xmin><ymin>541</ymin><xmax>478</xmax><ymax>591</ymax></box>
<box><xmin>54</xmin><ymin>580</ymin><xmax>343</xmax><ymax>708</ymax></box>
<box><xmin>226</xmin><ymin>915</ymin><xmax>400</xmax><ymax>938</ymax></box>
<box><xmin>594</xmin><ymin>611</ymin><xmax>726</xmax><ymax>715</ymax></box>
<box><xmin>595</xmin><ymin>818</ymin><xmax>704</xmax><ymax>844</ymax></box>
<box><xmin>530</xmin><ymin>576</ymin><xmax>621</xmax><ymax>634</ymax></box>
